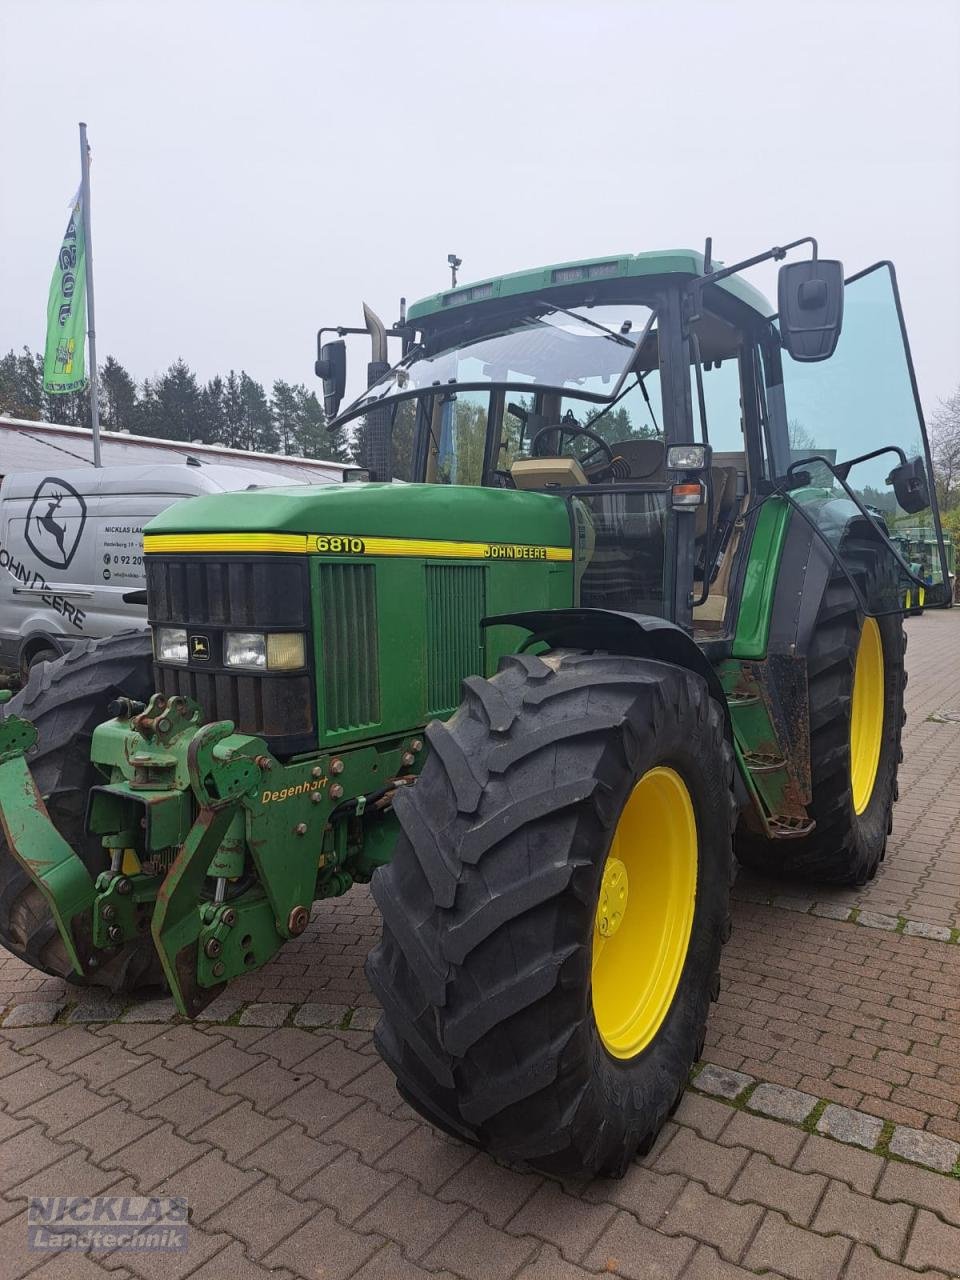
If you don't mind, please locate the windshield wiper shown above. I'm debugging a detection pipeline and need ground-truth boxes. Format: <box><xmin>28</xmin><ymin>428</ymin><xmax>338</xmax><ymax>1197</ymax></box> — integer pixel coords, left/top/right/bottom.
<box><xmin>532</xmin><ymin>300</ymin><xmax>636</xmax><ymax>347</ymax></box>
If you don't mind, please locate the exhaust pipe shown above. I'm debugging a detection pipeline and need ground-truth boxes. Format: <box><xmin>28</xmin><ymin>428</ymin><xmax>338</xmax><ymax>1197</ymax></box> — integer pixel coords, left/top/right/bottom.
<box><xmin>361</xmin><ymin>302</ymin><xmax>392</xmax><ymax>482</ymax></box>
<box><xmin>363</xmin><ymin>302</ymin><xmax>389</xmax><ymax>365</ymax></box>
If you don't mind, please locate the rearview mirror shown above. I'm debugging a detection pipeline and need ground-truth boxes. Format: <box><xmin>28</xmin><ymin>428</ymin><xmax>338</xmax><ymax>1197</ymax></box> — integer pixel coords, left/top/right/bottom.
<box><xmin>887</xmin><ymin>455</ymin><xmax>931</xmax><ymax>514</ymax></box>
<box><xmin>777</xmin><ymin>259</ymin><xmax>844</xmax><ymax>362</ymax></box>
<box><xmin>315</xmin><ymin>338</ymin><xmax>347</xmax><ymax>419</ymax></box>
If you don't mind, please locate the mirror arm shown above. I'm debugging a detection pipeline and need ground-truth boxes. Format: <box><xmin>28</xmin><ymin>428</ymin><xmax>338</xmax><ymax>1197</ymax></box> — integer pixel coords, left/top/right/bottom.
<box><xmin>316</xmin><ymin>324</ymin><xmax>409</xmax><ymax>348</ymax></box>
<box><xmin>831</xmin><ymin>444</ymin><xmax>908</xmax><ymax>483</ymax></box>
<box><xmin>783</xmin><ymin>454</ymin><xmax>925</xmax><ymax>586</ymax></box>
<box><xmin>687</xmin><ymin>236</ymin><xmax>819</xmax><ymax>328</ymax></box>
<box><xmin>696</xmin><ymin>236</ymin><xmax>819</xmax><ymax>292</ymax></box>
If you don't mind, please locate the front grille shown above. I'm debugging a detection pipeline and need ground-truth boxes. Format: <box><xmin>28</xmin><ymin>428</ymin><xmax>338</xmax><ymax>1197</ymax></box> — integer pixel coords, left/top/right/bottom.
<box><xmin>147</xmin><ymin>558</ymin><xmax>309</xmax><ymax>628</ymax></box>
<box><xmin>425</xmin><ymin>564</ymin><xmax>485</xmax><ymax>715</ymax></box>
<box><xmin>317</xmin><ymin>562</ymin><xmax>381</xmax><ymax>732</ymax></box>
<box><xmin>147</xmin><ymin>555</ymin><xmax>315</xmax><ymax>755</ymax></box>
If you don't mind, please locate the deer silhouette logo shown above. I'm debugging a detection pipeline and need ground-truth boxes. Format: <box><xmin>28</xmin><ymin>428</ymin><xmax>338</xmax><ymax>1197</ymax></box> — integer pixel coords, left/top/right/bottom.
<box><xmin>38</xmin><ymin>494</ymin><xmax>68</xmax><ymax>560</ymax></box>
<box><xmin>25</xmin><ymin>477</ymin><xmax>87</xmax><ymax>571</ymax></box>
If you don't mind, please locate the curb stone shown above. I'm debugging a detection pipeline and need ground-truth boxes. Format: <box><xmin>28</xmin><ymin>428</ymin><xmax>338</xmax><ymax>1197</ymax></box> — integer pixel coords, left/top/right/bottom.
<box><xmin>737</xmin><ymin>892</ymin><xmax>960</xmax><ymax>943</ymax></box>
<box><xmin>687</xmin><ymin>1065</ymin><xmax>960</xmax><ymax>1177</ymax></box>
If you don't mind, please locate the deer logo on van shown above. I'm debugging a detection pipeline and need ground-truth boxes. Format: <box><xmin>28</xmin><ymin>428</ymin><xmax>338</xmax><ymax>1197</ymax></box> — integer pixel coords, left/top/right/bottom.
<box><xmin>25</xmin><ymin>478</ymin><xmax>86</xmax><ymax>571</ymax></box>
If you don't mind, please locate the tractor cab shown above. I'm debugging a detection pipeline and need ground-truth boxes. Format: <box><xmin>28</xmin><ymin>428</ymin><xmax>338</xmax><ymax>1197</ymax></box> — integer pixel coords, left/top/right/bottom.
<box><xmin>323</xmin><ymin>247</ymin><xmax>951</xmax><ymax>636</ymax></box>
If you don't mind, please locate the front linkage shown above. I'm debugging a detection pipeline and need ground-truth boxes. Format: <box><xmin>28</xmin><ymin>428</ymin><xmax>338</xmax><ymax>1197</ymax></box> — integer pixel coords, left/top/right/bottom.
<box><xmin>0</xmin><ymin>689</ymin><xmax>419</xmax><ymax>1014</ymax></box>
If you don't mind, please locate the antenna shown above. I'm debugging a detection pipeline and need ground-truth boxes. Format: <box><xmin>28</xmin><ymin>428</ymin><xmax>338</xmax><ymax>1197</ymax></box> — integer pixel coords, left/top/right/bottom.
<box><xmin>703</xmin><ymin>236</ymin><xmax>713</xmax><ymax>274</ymax></box>
<box><xmin>447</xmin><ymin>253</ymin><xmax>462</xmax><ymax>288</ymax></box>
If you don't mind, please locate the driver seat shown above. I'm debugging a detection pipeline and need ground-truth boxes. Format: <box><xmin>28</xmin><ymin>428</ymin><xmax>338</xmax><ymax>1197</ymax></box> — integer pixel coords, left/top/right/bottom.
<box><xmin>510</xmin><ymin>457</ymin><xmax>589</xmax><ymax>489</ymax></box>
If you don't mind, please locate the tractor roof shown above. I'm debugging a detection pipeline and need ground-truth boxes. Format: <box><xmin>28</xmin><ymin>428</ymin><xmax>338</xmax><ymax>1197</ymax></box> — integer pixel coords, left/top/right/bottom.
<box><xmin>407</xmin><ymin>250</ymin><xmax>772</xmax><ymax>325</ymax></box>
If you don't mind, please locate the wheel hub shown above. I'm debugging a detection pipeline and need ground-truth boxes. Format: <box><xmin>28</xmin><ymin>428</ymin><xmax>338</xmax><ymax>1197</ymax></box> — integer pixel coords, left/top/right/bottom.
<box><xmin>597</xmin><ymin>857</ymin><xmax>629</xmax><ymax>937</ymax></box>
<box><xmin>591</xmin><ymin>766</ymin><xmax>698</xmax><ymax>1060</ymax></box>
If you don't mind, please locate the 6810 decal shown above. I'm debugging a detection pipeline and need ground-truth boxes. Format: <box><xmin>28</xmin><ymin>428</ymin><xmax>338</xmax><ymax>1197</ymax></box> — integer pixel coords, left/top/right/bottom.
<box><xmin>315</xmin><ymin>535</ymin><xmax>366</xmax><ymax>554</ymax></box>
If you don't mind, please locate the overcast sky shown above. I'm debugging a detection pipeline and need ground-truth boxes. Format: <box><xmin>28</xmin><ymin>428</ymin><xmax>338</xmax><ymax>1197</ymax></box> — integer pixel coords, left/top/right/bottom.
<box><xmin>2</xmin><ymin>0</ymin><xmax>958</xmax><ymax>415</ymax></box>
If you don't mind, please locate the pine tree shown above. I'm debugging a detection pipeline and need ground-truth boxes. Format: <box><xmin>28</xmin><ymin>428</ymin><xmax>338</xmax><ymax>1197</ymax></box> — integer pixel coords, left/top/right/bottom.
<box><xmin>198</xmin><ymin>376</ymin><xmax>228</xmax><ymax>445</ymax></box>
<box><xmin>0</xmin><ymin>347</ymin><xmax>44</xmax><ymax>419</ymax></box>
<box><xmin>99</xmin><ymin>356</ymin><xmax>138</xmax><ymax>430</ymax></box>
<box><xmin>270</xmin><ymin>380</ymin><xmax>300</xmax><ymax>454</ymax></box>
<box><xmin>239</xmin><ymin>373</ymin><xmax>278</xmax><ymax>453</ymax></box>
<box><xmin>135</xmin><ymin>359</ymin><xmax>203</xmax><ymax>441</ymax></box>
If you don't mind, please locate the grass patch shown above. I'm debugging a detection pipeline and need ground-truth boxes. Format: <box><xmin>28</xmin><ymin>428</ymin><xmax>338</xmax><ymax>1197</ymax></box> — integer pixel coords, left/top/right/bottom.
<box><xmin>801</xmin><ymin>1098</ymin><xmax>829</xmax><ymax>1134</ymax></box>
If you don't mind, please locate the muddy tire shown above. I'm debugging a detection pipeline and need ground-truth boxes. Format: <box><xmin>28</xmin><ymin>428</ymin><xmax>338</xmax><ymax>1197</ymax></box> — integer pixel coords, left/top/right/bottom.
<box><xmin>367</xmin><ymin>651</ymin><xmax>735</xmax><ymax>1178</ymax></box>
<box><xmin>0</xmin><ymin>632</ymin><xmax>163</xmax><ymax>992</ymax></box>
<box><xmin>737</xmin><ymin>536</ymin><xmax>905</xmax><ymax>885</ymax></box>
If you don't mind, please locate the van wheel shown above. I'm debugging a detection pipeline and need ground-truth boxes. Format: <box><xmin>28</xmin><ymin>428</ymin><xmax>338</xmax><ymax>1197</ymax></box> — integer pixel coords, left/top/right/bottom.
<box><xmin>20</xmin><ymin>645</ymin><xmax>60</xmax><ymax>685</ymax></box>
<box><xmin>0</xmin><ymin>632</ymin><xmax>164</xmax><ymax>993</ymax></box>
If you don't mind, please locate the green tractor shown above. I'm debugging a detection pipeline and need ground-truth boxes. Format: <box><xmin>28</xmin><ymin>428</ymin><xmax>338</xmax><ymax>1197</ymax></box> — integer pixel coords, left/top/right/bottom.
<box><xmin>0</xmin><ymin>241</ymin><xmax>951</xmax><ymax>1177</ymax></box>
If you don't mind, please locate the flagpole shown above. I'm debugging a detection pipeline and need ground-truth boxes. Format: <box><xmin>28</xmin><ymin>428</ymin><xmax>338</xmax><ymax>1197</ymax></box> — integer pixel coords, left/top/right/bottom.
<box><xmin>79</xmin><ymin>122</ymin><xmax>102</xmax><ymax>468</ymax></box>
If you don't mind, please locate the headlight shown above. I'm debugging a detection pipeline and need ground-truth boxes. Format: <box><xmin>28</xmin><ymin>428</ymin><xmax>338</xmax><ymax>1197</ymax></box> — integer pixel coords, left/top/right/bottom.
<box><xmin>225</xmin><ymin>631</ymin><xmax>266</xmax><ymax>670</ymax></box>
<box><xmin>224</xmin><ymin>631</ymin><xmax>305</xmax><ymax>671</ymax></box>
<box><xmin>155</xmin><ymin>627</ymin><xmax>188</xmax><ymax>664</ymax></box>
<box><xmin>666</xmin><ymin>444</ymin><xmax>710</xmax><ymax>471</ymax></box>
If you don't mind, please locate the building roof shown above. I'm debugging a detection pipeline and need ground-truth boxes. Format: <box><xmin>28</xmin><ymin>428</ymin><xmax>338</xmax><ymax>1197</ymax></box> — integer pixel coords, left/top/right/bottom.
<box><xmin>0</xmin><ymin>417</ymin><xmax>347</xmax><ymax>485</ymax></box>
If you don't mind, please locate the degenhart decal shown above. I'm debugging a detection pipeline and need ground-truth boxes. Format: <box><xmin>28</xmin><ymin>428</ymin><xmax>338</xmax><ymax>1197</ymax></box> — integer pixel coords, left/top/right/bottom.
<box><xmin>0</xmin><ymin>545</ymin><xmax>86</xmax><ymax>631</ymax></box>
<box><xmin>25</xmin><ymin>477</ymin><xmax>87</xmax><ymax>571</ymax></box>
<box><xmin>261</xmin><ymin>777</ymin><xmax>327</xmax><ymax>804</ymax></box>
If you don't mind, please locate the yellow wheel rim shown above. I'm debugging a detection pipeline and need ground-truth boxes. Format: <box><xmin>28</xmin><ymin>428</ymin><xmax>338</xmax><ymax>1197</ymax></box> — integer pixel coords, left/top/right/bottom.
<box><xmin>850</xmin><ymin>616</ymin><xmax>884</xmax><ymax>815</ymax></box>
<box><xmin>591</xmin><ymin>767</ymin><xmax>697</xmax><ymax>1059</ymax></box>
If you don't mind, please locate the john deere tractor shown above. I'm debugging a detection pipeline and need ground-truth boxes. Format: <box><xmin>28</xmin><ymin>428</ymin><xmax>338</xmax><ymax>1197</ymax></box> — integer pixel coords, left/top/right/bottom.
<box><xmin>0</xmin><ymin>241</ymin><xmax>951</xmax><ymax>1177</ymax></box>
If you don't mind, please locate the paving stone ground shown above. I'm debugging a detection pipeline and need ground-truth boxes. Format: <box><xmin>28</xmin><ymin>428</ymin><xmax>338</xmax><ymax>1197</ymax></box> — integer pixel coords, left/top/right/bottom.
<box><xmin>0</xmin><ymin>610</ymin><xmax>958</xmax><ymax>1279</ymax></box>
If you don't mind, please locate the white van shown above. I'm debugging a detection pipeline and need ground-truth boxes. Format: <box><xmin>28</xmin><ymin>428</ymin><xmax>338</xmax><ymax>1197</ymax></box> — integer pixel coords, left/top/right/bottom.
<box><xmin>0</xmin><ymin>462</ymin><xmax>326</xmax><ymax>679</ymax></box>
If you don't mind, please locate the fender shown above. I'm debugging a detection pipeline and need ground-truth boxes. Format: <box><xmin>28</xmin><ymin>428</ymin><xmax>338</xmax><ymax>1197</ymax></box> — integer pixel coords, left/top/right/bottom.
<box><xmin>483</xmin><ymin>608</ymin><xmax>731</xmax><ymax>733</ymax></box>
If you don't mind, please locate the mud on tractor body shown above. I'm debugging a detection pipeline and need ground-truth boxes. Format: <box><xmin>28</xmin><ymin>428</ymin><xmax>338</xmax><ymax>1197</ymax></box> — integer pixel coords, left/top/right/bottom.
<box><xmin>0</xmin><ymin>242</ymin><xmax>951</xmax><ymax>1177</ymax></box>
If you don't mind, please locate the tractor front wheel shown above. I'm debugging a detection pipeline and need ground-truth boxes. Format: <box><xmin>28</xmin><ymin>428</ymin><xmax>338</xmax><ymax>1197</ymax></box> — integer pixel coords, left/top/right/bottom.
<box><xmin>366</xmin><ymin>651</ymin><xmax>735</xmax><ymax>1178</ymax></box>
<box><xmin>0</xmin><ymin>632</ymin><xmax>163</xmax><ymax>993</ymax></box>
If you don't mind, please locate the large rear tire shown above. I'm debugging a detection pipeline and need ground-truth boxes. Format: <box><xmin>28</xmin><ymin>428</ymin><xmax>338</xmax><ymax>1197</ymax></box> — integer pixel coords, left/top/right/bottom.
<box><xmin>737</xmin><ymin>536</ymin><xmax>905</xmax><ymax>885</ymax></box>
<box><xmin>0</xmin><ymin>632</ymin><xmax>163</xmax><ymax>992</ymax></box>
<box><xmin>367</xmin><ymin>651</ymin><xmax>735</xmax><ymax>1178</ymax></box>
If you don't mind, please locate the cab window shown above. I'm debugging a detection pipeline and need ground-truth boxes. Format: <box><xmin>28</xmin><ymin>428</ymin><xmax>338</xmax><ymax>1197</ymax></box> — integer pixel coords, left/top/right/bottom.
<box><xmin>424</xmin><ymin>390</ymin><xmax>489</xmax><ymax>486</ymax></box>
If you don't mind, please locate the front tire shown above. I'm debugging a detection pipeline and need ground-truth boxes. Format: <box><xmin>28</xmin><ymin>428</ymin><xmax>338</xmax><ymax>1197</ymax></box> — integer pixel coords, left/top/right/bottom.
<box><xmin>0</xmin><ymin>632</ymin><xmax>162</xmax><ymax>992</ymax></box>
<box><xmin>367</xmin><ymin>651</ymin><xmax>735</xmax><ymax>1178</ymax></box>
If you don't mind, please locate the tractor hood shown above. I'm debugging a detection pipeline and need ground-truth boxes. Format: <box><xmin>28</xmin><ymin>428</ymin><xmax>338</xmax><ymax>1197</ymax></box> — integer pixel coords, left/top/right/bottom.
<box><xmin>144</xmin><ymin>481</ymin><xmax>573</xmax><ymax>550</ymax></box>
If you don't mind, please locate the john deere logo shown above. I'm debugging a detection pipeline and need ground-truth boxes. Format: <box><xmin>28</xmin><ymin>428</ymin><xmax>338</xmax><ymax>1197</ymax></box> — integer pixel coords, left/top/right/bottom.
<box><xmin>189</xmin><ymin>635</ymin><xmax>211</xmax><ymax>662</ymax></box>
<box><xmin>25</xmin><ymin>477</ymin><xmax>86</xmax><ymax>571</ymax></box>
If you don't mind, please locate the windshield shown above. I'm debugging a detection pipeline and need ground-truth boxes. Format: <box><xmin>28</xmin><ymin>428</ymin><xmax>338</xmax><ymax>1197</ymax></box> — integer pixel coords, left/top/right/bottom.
<box><xmin>340</xmin><ymin>305</ymin><xmax>656</xmax><ymax>422</ymax></box>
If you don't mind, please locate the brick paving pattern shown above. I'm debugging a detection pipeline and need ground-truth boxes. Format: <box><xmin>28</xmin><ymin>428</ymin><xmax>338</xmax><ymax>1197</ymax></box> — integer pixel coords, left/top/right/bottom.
<box><xmin>0</xmin><ymin>610</ymin><xmax>957</xmax><ymax>1278</ymax></box>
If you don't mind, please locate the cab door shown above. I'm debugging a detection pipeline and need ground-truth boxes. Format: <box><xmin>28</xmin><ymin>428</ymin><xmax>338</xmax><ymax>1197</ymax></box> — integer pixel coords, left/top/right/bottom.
<box><xmin>776</xmin><ymin>262</ymin><xmax>949</xmax><ymax>613</ymax></box>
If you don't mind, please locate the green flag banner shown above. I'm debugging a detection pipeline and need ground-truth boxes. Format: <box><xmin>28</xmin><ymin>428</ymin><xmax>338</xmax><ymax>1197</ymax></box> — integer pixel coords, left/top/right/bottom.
<box><xmin>43</xmin><ymin>193</ymin><xmax>87</xmax><ymax>394</ymax></box>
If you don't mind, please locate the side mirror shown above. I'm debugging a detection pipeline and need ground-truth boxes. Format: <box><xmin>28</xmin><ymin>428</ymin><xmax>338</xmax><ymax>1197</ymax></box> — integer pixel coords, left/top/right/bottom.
<box><xmin>315</xmin><ymin>338</ymin><xmax>347</xmax><ymax>419</ymax></box>
<box><xmin>777</xmin><ymin>259</ymin><xmax>844</xmax><ymax>362</ymax></box>
<box><xmin>887</xmin><ymin>455</ymin><xmax>931</xmax><ymax>513</ymax></box>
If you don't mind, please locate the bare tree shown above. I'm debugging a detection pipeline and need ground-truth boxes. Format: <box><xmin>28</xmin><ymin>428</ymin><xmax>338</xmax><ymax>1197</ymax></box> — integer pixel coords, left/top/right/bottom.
<box><xmin>929</xmin><ymin>387</ymin><xmax>960</xmax><ymax>512</ymax></box>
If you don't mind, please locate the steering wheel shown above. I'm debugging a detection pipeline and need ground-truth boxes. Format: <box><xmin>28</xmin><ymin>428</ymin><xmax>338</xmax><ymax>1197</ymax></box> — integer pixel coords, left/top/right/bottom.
<box><xmin>529</xmin><ymin>418</ymin><xmax>615</xmax><ymax>481</ymax></box>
